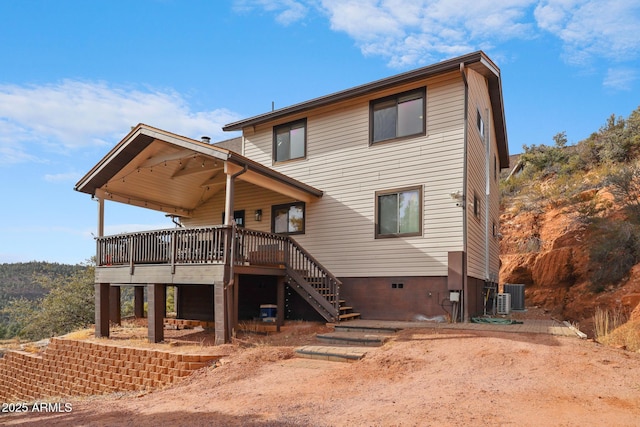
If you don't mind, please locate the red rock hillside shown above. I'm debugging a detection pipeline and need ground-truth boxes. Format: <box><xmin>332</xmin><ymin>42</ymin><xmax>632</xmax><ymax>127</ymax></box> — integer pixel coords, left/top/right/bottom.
<box><xmin>500</xmin><ymin>186</ymin><xmax>640</xmax><ymax>336</ymax></box>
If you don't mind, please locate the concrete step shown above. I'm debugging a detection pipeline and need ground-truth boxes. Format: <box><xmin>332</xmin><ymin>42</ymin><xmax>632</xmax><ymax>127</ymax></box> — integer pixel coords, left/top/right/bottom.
<box><xmin>333</xmin><ymin>324</ymin><xmax>400</xmax><ymax>334</ymax></box>
<box><xmin>294</xmin><ymin>345</ymin><xmax>370</xmax><ymax>363</ymax></box>
<box><xmin>316</xmin><ymin>331</ymin><xmax>392</xmax><ymax>347</ymax></box>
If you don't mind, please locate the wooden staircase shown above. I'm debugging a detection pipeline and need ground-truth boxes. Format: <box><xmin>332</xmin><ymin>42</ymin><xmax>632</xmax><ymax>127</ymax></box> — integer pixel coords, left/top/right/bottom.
<box><xmin>234</xmin><ymin>227</ymin><xmax>360</xmax><ymax>324</ymax></box>
<box><xmin>285</xmin><ymin>269</ymin><xmax>360</xmax><ymax>323</ymax></box>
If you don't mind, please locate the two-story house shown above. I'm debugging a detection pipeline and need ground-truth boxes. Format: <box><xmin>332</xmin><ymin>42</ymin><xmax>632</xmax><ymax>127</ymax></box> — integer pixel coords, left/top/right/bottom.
<box><xmin>76</xmin><ymin>50</ymin><xmax>508</xmax><ymax>344</ymax></box>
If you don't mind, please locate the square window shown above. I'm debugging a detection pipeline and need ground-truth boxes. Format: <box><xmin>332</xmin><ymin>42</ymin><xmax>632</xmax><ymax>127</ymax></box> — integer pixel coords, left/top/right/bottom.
<box><xmin>272</xmin><ymin>202</ymin><xmax>305</xmax><ymax>235</ymax></box>
<box><xmin>371</xmin><ymin>89</ymin><xmax>425</xmax><ymax>144</ymax></box>
<box><xmin>274</xmin><ymin>119</ymin><xmax>306</xmax><ymax>162</ymax></box>
<box><xmin>375</xmin><ymin>187</ymin><xmax>422</xmax><ymax>238</ymax></box>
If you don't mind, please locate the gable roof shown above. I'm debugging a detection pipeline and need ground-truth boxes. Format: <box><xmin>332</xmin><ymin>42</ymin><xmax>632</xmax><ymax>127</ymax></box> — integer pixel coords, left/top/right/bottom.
<box><xmin>75</xmin><ymin>124</ymin><xmax>322</xmax><ymax>216</ymax></box>
<box><xmin>223</xmin><ymin>50</ymin><xmax>509</xmax><ymax>166</ymax></box>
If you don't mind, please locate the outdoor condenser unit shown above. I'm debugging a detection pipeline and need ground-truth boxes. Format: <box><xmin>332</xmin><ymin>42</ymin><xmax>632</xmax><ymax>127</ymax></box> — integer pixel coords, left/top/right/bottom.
<box><xmin>504</xmin><ymin>283</ymin><xmax>525</xmax><ymax>311</ymax></box>
<box><xmin>497</xmin><ymin>293</ymin><xmax>511</xmax><ymax>315</ymax></box>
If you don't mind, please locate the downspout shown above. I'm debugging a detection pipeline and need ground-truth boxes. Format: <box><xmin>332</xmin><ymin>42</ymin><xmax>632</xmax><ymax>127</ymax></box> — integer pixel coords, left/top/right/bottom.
<box><xmin>460</xmin><ymin>63</ymin><xmax>469</xmax><ymax>322</ymax></box>
<box><xmin>225</xmin><ymin>163</ymin><xmax>248</xmax><ymax>341</ymax></box>
<box><xmin>484</xmin><ymin>108</ymin><xmax>491</xmax><ymax>283</ymax></box>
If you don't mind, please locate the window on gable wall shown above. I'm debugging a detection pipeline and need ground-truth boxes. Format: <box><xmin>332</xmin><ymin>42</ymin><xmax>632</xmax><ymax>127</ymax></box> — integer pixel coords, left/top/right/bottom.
<box><xmin>375</xmin><ymin>186</ymin><xmax>422</xmax><ymax>238</ymax></box>
<box><xmin>477</xmin><ymin>109</ymin><xmax>485</xmax><ymax>142</ymax></box>
<box><xmin>371</xmin><ymin>88</ymin><xmax>425</xmax><ymax>144</ymax></box>
<box><xmin>473</xmin><ymin>192</ymin><xmax>481</xmax><ymax>219</ymax></box>
<box><xmin>274</xmin><ymin>119</ymin><xmax>306</xmax><ymax>162</ymax></box>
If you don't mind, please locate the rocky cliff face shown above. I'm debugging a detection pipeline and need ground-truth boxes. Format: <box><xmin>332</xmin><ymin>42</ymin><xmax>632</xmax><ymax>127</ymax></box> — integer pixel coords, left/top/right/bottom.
<box><xmin>499</xmin><ymin>188</ymin><xmax>640</xmax><ymax>334</ymax></box>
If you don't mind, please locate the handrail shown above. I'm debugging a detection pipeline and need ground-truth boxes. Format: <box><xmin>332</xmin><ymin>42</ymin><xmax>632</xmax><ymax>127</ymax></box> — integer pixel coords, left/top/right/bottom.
<box><xmin>96</xmin><ymin>226</ymin><xmax>230</xmax><ymax>267</ymax></box>
<box><xmin>233</xmin><ymin>228</ymin><xmax>341</xmax><ymax>319</ymax></box>
<box><xmin>96</xmin><ymin>225</ymin><xmax>341</xmax><ymax>320</ymax></box>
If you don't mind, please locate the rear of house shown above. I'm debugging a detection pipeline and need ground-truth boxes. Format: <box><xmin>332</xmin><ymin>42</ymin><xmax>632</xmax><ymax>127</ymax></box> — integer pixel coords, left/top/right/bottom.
<box><xmin>218</xmin><ymin>50</ymin><xmax>508</xmax><ymax>322</ymax></box>
<box><xmin>76</xmin><ymin>51</ymin><xmax>508</xmax><ymax>344</ymax></box>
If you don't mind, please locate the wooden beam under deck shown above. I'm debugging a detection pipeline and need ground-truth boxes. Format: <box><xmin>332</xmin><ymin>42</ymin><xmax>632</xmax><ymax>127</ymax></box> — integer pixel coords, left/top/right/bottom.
<box><xmin>95</xmin><ymin>264</ymin><xmax>226</xmax><ymax>285</ymax></box>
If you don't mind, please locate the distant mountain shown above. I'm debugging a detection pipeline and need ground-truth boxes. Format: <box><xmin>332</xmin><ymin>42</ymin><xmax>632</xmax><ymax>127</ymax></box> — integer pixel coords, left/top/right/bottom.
<box><xmin>0</xmin><ymin>261</ymin><xmax>87</xmax><ymax>307</ymax></box>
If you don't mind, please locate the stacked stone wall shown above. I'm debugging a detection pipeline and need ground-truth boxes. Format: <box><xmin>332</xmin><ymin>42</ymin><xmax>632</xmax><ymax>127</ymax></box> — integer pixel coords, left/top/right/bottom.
<box><xmin>0</xmin><ymin>338</ymin><xmax>219</xmax><ymax>402</ymax></box>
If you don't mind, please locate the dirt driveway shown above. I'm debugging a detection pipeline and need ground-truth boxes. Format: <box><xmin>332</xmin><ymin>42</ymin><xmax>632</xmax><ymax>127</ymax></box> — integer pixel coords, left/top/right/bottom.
<box><xmin>3</xmin><ymin>322</ymin><xmax>640</xmax><ymax>426</ymax></box>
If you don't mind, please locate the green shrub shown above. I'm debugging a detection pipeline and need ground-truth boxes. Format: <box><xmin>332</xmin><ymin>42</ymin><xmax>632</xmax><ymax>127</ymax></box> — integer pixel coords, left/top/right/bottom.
<box><xmin>606</xmin><ymin>163</ymin><xmax>640</xmax><ymax>223</ymax></box>
<box><xmin>588</xmin><ymin>220</ymin><xmax>640</xmax><ymax>291</ymax></box>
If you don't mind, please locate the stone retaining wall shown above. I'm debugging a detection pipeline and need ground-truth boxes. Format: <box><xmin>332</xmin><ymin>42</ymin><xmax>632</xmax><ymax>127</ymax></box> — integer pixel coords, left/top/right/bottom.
<box><xmin>0</xmin><ymin>337</ymin><xmax>220</xmax><ymax>402</ymax></box>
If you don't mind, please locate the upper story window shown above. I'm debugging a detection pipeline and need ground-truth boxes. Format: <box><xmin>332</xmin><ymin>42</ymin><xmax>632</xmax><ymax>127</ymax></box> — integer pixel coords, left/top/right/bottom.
<box><xmin>274</xmin><ymin>119</ymin><xmax>306</xmax><ymax>162</ymax></box>
<box><xmin>375</xmin><ymin>186</ymin><xmax>422</xmax><ymax>238</ymax></box>
<box><xmin>473</xmin><ymin>192</ymin><xmax>481</xmax><ymax>220</ymax></box>
<box><xmin>477</xmin><ymin>109</ymin><xmax>485</xmax><ymax>142</ymax></box>
<box><xmin>371</xmin><ymin>89</ymin><xmax>425</xmax><ymax>144</ymax></box>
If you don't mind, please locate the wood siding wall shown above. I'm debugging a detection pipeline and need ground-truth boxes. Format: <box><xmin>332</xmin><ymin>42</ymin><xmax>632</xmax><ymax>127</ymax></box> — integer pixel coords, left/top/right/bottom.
<box><xmin>233</xmin><ymin>71</ymin><xmax>468</xmax><ymax>278</ymax></box>
<box><xmin>465</xmin><ymin>68</ymin><xmax>501</xmax><ymax>282</ymax></box>
<box><xmin>182</xmin><ymin>180</ymin><xmax>296</xmax><ymax>231</ymax></box>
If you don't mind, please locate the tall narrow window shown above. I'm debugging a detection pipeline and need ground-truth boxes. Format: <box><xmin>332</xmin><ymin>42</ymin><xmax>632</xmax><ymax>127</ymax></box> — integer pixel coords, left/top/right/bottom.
<box><xmin>272</xmin><ymin>202</ymin><xmax>305</xmax><ymax>235</ymax></box>
<box><xmin>477</xmin><ymin>109</ymin><xmax>485</xmax><ymax>141</ymax></box>
<box><xmin>375</xmin><ymin>186</ymin><xmax>422</xmax><ymax>238</ymax></box>
<box><xmin>274</xmin><ymin>119</ymin><xmax>306</xmax><ymax>162</ymax></box>
<box><xmin>371</xmin><ymin>89</ymin><xmax>425</xmax><ymax>144</ymax></box>
<box><xmin>473</xmin><ymin>192</ymin><xmax>481</xmax><ymax>219</ymax></box>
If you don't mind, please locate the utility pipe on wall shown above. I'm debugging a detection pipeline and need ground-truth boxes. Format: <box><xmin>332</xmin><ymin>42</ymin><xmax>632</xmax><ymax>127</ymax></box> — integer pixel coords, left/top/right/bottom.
<box><xmin>459</xmin><ymin>62</ymin><xmax>469</xmax><ymax>323</ymax></box>
<box><xmin>485</xmin><ymin>107</ymin><xmax>491</xmax><ymax>283</ymax></box>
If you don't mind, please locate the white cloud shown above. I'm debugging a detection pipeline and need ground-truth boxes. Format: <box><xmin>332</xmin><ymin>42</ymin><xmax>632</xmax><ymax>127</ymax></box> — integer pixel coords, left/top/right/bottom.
<box><xmin>0</xmin><ymin>80</ymin><xmax>242</xmax><ymax>165</ymax></box>
<box><xmin>242</xmin><ymin>0</ymin><xmax>640</xmax><ymax>69</ymax></box>
<box><xmin>603</xmin><ymin>68</ymin><xmax>637</xmax><ymax>91</ymax></box>
<box><xmin>308</xmin><ymin>0</ymin><xmax>537</xmax><ymax>67</ymax></box>
<box><xmin>44</xmin><ymin>171</ymin><xmax>83</xmax><ymax>183</ymax></box>
<box><xmin>233</xmin><ymin>0</ymin><xmax>308</xmax><ymax>25</ymax></box>
<box><xmin>535</xmin><ymin>0</ymin><xmax>640</xmax><ymax>65</ymax></box>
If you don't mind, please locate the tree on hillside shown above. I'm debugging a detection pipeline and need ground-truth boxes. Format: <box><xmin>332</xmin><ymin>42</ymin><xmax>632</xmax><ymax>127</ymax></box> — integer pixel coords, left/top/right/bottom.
<box><xmin>3</xmin><ymin>264</ymin><xmax>94</xmax><ymax>340</ymax></box>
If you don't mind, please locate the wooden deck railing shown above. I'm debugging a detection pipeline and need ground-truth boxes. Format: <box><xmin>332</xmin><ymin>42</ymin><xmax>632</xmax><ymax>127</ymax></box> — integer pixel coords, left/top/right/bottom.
<box><xmin>96</xmin><ymin>225</ymin><xmax>341</xmax><ymax>321</ymax></box>
<box><xmin>96</xmin><ymin>226</ymin><xmax>228</xmax><ymax>267</ymax></box>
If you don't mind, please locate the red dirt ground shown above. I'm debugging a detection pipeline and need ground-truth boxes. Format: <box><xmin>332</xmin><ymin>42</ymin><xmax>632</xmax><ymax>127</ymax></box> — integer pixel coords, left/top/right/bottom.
<box><xmin>2</xmin><ymin>320</ymin><xmax>640</xmax><ymax>427</ymax></box>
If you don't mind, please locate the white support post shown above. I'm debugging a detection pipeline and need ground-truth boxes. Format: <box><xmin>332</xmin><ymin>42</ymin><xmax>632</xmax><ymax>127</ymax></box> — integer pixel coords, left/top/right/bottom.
<box><xmin>97</xmin><ymin>195</ymin><xmax>105</xmax><ymax>238</ymax></box>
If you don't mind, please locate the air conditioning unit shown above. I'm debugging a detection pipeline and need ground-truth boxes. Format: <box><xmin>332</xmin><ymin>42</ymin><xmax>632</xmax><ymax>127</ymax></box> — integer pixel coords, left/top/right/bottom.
<box><xmin>497</xmin><ymin>293</ymin><xmax>511</xmax><ymax>315</ymax></box>
<box><xmin>504</xmin><ymin>284</ymin><xmax>525</xmax><ymax>311</ymax></box>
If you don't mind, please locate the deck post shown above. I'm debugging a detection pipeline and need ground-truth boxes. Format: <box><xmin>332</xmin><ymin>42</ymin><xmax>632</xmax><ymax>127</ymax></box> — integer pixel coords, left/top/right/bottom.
<box><xmin>147</xmin><ymin>283</ymin><xmax>165</xmax><ymax>343</ymax></box>
<box><xmin>95</xmin><ymin>283</ymin><xmax>110</xmax><ymax>338</ymax></box>
<box><xmin>109</xmin><ymin>286</ymin><xmax>121</xmax><ymax>326</ymax></box>
<box><xmin>97</xmin><ymin>195</ymin><xmax>104</xmax><ymax>238</ymax></box>
<box><xmin>134</xmin><ymin>286</ymin><xmax>145</xmax><ymax>318</ymax></box>
<box><xmin>232</xmin><ymin>273</ymin><xmax>239</xmax><ymax>333</ymax></box>
<box><xmin>214</xmin><ymin>280</ymin><xmax>228</xmax><ymax>345</ymax></box>
<box><xmin>276</xmin><ymin>276</ymin><xmax>285</xmax><ymax>331</ymax></box>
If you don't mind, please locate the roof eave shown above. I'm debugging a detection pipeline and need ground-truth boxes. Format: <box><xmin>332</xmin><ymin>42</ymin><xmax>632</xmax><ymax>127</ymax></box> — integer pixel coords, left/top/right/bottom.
<box><xmin>75</xmin><ymin>123</ymin><xmax>323</xmax><ymax>201</ymax></box>
<box><xmin>222</xmin><ymin>50</ymin><xmax>509</xmax><ymax>166</ymax></box>
<box><xmin>223</xmin><ymin>51</ymin><xmax>489</xmax><ymax>132</ymax></box>
<box><xmin>74</xmin><ymin>124</ymin><xmax>231</xmax><ymax>196</ymax></box>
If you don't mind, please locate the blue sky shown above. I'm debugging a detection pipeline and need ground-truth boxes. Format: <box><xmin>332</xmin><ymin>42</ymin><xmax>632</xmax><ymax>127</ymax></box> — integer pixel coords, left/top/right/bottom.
<box><xmin>0</xmin><ymin>0</ymin><xmax>638</xmax><ymax>264</ymax></box>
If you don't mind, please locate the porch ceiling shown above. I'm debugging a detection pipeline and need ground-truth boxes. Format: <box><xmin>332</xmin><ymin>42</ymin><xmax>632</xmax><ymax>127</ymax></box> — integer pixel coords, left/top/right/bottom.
<box><xmin>75</xmin><ymin>124</ymin><xmax>323</xmax><ymax>217</ymax></box>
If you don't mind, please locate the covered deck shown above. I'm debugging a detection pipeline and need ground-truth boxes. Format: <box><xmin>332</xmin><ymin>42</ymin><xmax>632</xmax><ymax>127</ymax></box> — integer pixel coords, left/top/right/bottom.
<box><xmin>75</xmin><ymin>124</ymin><xmax>348</xmax><ymax>344</ymax></box>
